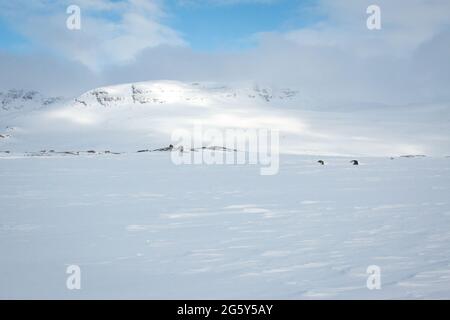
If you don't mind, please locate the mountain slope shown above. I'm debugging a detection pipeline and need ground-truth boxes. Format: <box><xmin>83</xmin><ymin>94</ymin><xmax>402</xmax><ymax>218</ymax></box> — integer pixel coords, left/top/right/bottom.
<box><xmin>1</xmin><ymin>80</ymin><xmax>449</xmax><ymax>156</ymax></box>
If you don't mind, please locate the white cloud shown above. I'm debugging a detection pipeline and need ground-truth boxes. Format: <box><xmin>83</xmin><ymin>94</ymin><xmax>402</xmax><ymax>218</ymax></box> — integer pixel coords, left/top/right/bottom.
<box><xmin>0</xmin><ymin>0</ymin><xmax>185</xmax><ymax>71</ymax></box>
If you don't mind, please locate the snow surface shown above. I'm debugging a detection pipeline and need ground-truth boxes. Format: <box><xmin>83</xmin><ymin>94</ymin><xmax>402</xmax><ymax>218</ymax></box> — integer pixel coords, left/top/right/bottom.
<box><xmin>1</xmin><ymin>153</ymin><xmax>450</xmax><ymax>299</ymax></box>
<box><xmin>1</xmin><ymin>80</ymin><xmax>450</xmax><ymax>299</ymax></box>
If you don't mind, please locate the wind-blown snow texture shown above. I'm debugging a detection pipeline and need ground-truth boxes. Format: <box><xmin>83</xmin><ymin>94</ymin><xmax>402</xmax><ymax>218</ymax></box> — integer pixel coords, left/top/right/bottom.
<box><xmin>1</xmin><ymin>153</ymin><xmax>450</xmax><ymax>299</ymax></box>
<box><xmin>1</xmin><ymin>80</ymin><xmax>450</xmax><ymax>299</ymax></box>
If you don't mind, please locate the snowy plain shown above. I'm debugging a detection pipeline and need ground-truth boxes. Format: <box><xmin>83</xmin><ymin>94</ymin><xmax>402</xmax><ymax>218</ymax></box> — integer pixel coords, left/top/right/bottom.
<box><xmin>1</xmin><ymin>153</ymin><xmax>450</xmax><ymax>299</ymax></box>
<box><xmin>1</xmin><ymin>81</ymin><xmax>450</xmax><ymax>299</ymax></box>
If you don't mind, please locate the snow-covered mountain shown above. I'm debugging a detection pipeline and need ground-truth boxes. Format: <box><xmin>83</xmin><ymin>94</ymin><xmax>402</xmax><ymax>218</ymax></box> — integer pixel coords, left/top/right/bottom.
<box><xmin>0</xmin><ymin>89</ymin><xmax>64</xmax><ymax>144</ymax></box>
<box><xmin>0</xmin><ymin>89</ymin><xmax>62</xmax><ymax>113</ymax></box>
<box><xmin>73</xmin><ymin>81</ymin><xmax>301</xmax><ymax>108</ymax></box>
<box><xmin>0</xmin><ymin>81</ymin><xmax>307</xmax><ymax>153</ymax></box>
<box><xmin>0</xmin><ymin>80</ymin><xmax>449</xmax><ymax>156</ymax></box>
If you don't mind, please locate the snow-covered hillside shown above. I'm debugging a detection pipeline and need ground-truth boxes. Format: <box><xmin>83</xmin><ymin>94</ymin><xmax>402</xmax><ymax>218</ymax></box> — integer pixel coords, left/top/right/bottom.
<box><xmin>73</xmin><ymin>81</ymin><xmax>301</xmax><ymax>107</ymax></box>
<box><xmin>1</xmin><ymin>80</ymin><xmax>449</xmax><ymax>156</ymax></box>
<box><xmin>0</xmin><ymin>89</ymin><xmax>62</xmax><ymax>114</ymax></box>
<box><xmin>0</xmin><ymin>89</ymin><xmax>63</xmax><ymax>147</ymax></box>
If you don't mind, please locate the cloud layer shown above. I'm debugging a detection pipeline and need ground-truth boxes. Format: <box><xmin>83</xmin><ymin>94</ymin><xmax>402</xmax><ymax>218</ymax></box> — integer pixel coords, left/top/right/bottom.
<box><xmin>1</xmin><ymin>0</ymin><xmax>185</xmax><ymax>71</ymax></box>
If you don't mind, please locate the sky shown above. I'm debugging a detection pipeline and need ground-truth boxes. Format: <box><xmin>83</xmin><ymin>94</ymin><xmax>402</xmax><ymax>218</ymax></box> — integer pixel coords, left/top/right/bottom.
<box><xmin>0</xmin><ymin>0</ymin><xmax>449</xmax><ymax>106</ymax></box>
<box><xmin>0</xmin><ymin>1</ymin><xmax>318</xmax><ymax>52</ymax></box>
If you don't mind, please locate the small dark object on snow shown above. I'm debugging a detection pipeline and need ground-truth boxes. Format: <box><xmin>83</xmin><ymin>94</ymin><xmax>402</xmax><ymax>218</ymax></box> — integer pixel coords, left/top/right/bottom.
<box><xmin>153</xmin><ymin>144</ymin><xmax>174</xmax><ymax>152</ymax></box>
<box><xmin>317</xmin><ymin>160</ymin><xmax>325</xmax><ymax>165</ymax></box>
<box><xmin>137</xmin><ymin>149</ymin><xmax>150</xmax><ymax>153</ymax></box>
<box><xmin>86</xmin><ymin>150</ymin><xmax>96</xmax><ymax>154</ymax></box>
<box><xmin>350</xmin><ymin>160</ymin><xmax>359</xmax><ymax>165</ymax></box>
